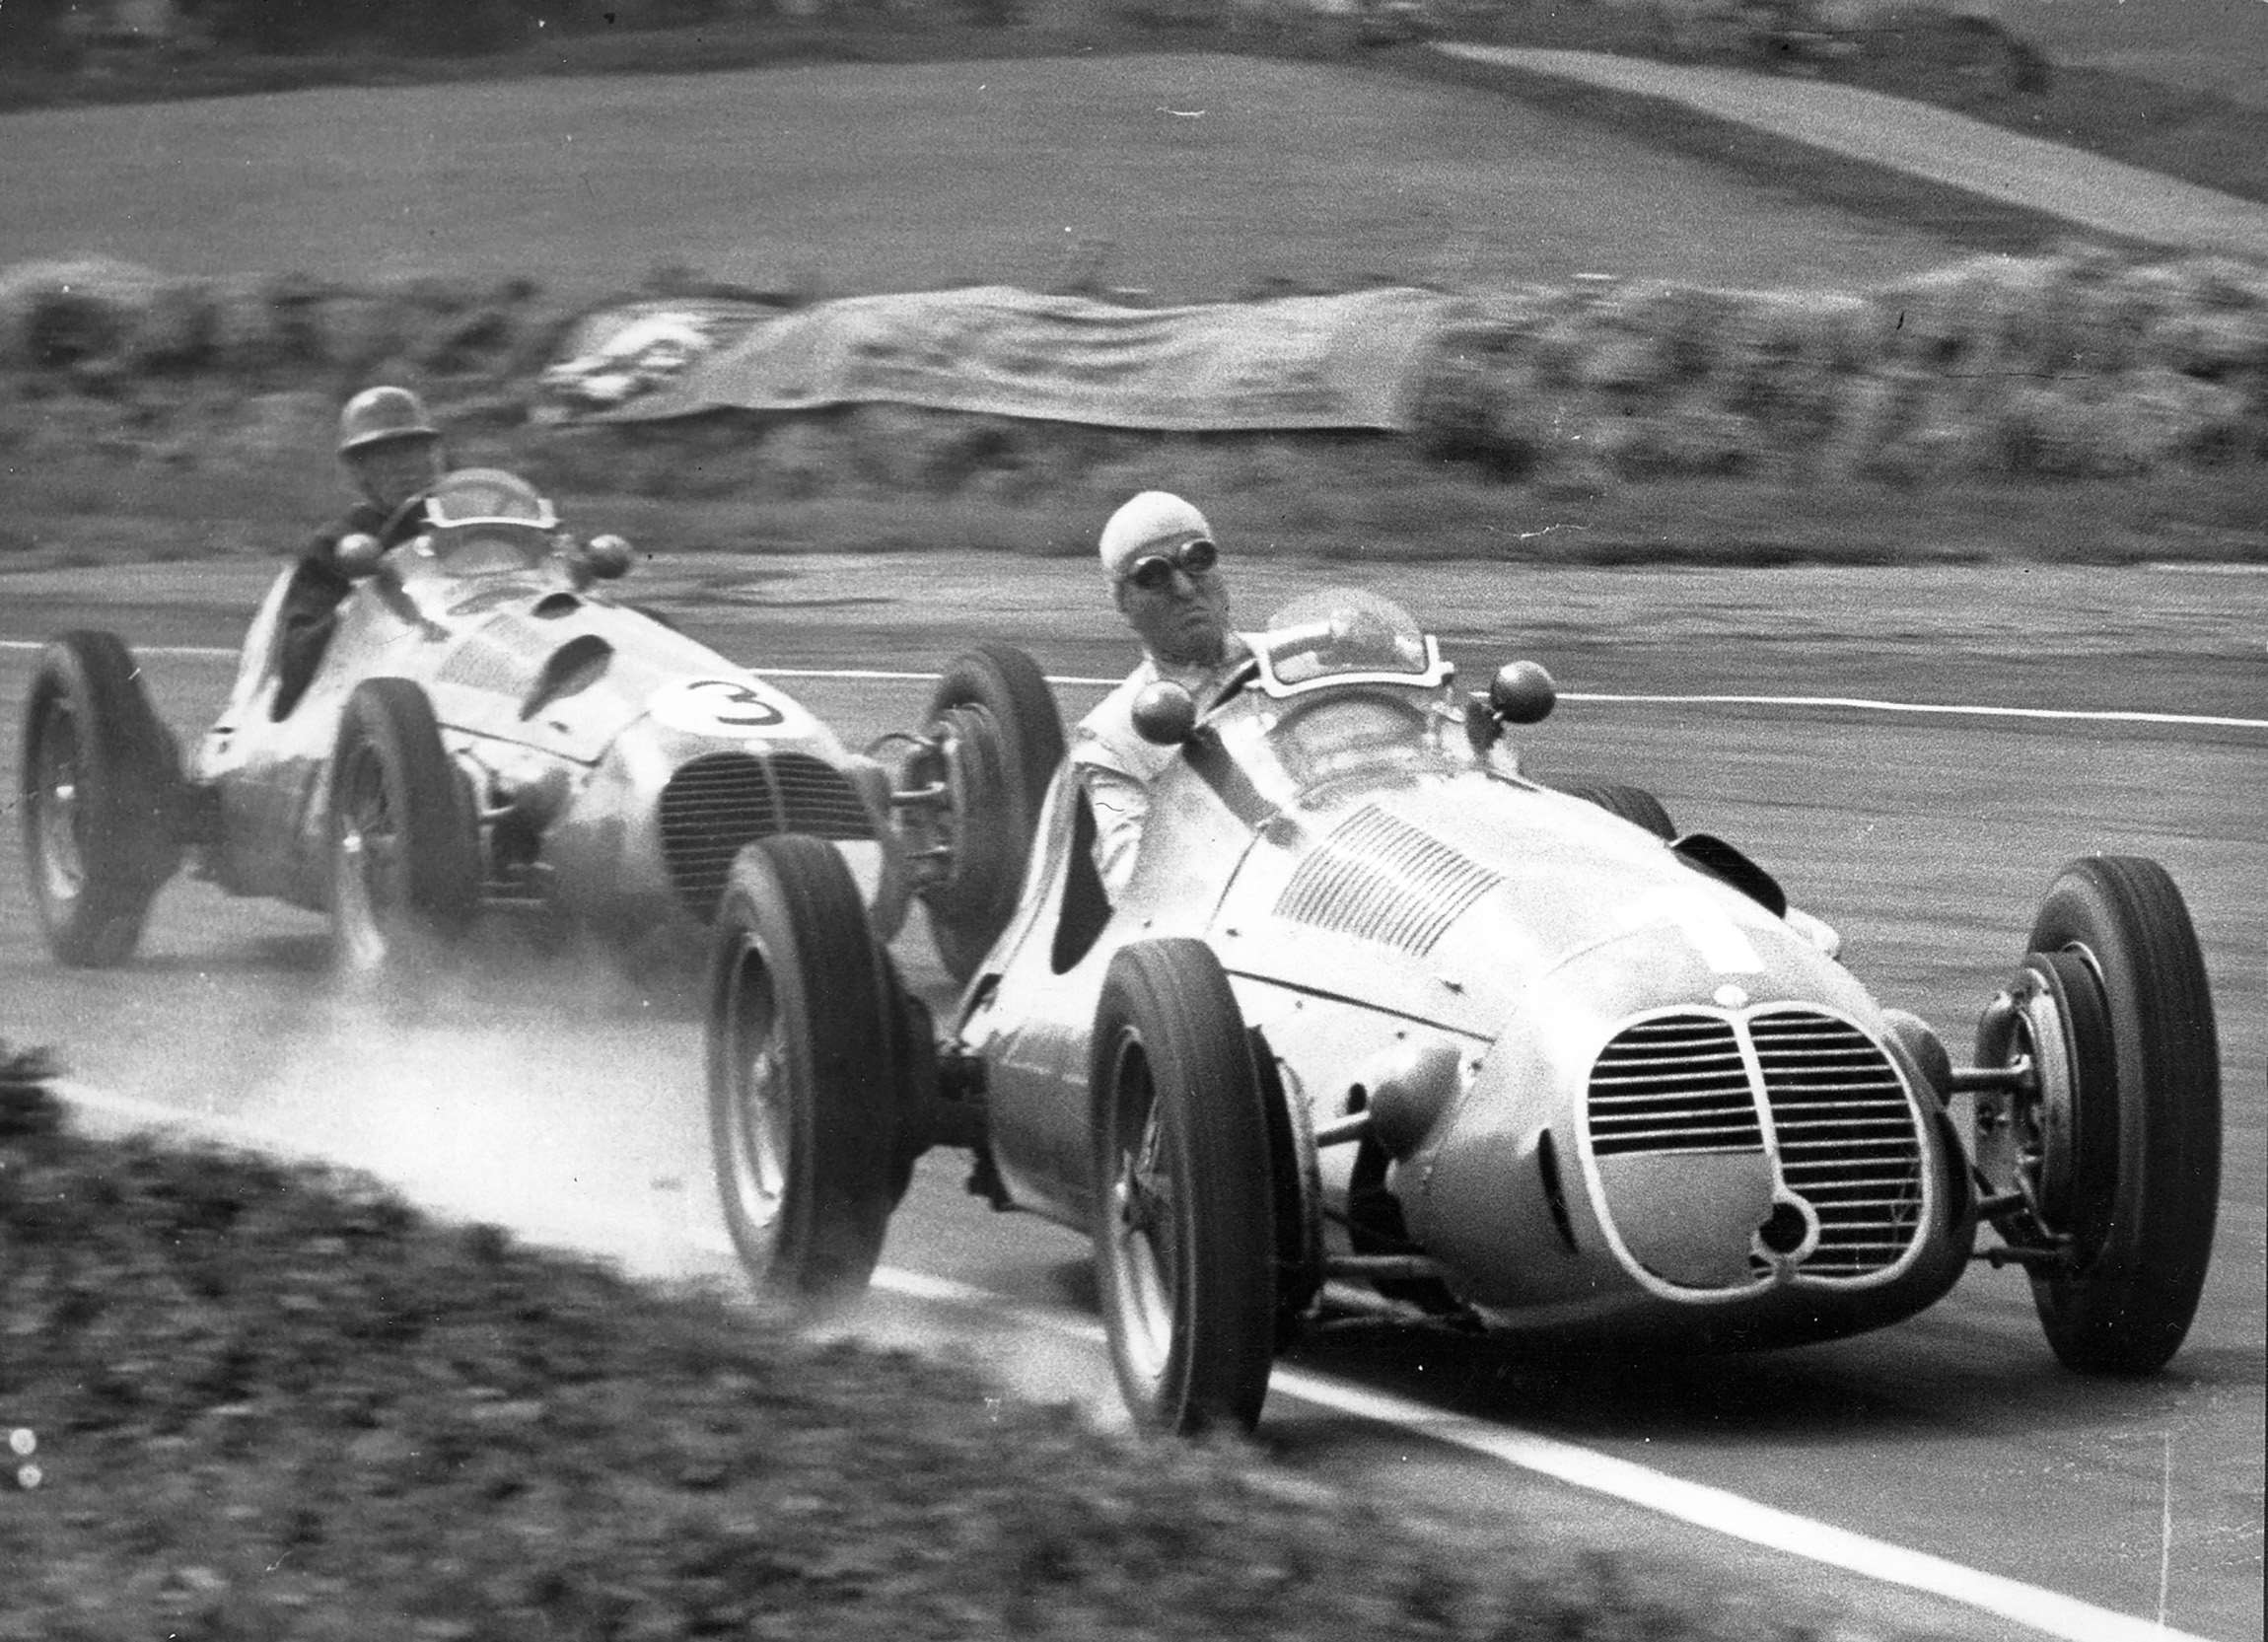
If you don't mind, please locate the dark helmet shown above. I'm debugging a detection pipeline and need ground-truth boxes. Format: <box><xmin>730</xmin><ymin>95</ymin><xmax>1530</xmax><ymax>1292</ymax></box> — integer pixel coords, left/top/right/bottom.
<box><xmin>336</xmin><ymin>386</ymin><xmax>439</xmax><ymax>457</ymax></box>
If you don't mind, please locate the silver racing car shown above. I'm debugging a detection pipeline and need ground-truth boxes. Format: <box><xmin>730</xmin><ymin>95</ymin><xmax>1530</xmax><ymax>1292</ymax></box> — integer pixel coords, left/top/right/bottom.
<box><xmin>705</xmin><ymin>587</ymin><xmax>2221</xmax><ymax>1433</ymax></box>
<box><xmin>20</xmin><ymin>468</ymin><xmax>901</xmax><ymax>973</ymax></box>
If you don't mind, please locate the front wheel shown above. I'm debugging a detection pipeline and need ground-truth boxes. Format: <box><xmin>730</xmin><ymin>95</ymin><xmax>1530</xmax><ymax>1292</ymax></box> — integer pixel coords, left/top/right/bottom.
<box><xmin>20</xmin><ymin>631</ymin><xmax>184</xmax><ymax>966</ymax></box>
<box><xmin>707</xmin><ymin>834</ymin><xmax>904</xmax><ymax>1310</ymax></box>
<box><xmin>1091</xmin><ymin>939</ymin><xmax>1277</xmax><ymax>1433</ymax></box>
<box><xmin>917</xmin><ymin>643</ymin><xmax>1065</xmax><ymax>983</ymax></box>
<box><xmin>327</xmin><ymin>678</ymin><xmax>480</xmax><ymax>974</ymax></box>
<box><xmin>1975</xmin><ymin>856</ymin><xmax>2221</xmax><ymax>1375</ymax></box>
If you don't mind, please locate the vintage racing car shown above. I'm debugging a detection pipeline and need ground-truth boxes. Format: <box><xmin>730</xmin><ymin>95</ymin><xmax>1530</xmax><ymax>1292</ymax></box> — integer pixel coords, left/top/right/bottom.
<box><xmin>704</xmin><ymin>589</ymin><xmax>2223</xmax><ymax>1433</ymax></box>
<box><xmin>20</xmin><ymin>468</ymin><xmax>900</xmax><ymax>973</ymax></box>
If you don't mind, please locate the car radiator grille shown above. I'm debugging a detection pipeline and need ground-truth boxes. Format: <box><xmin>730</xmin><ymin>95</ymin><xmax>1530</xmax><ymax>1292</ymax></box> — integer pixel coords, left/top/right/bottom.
<box><xmin>1747</xmin><ymin>1012</ymin><xmax>1925</xmax><ymax>1278</ymax></box>
<box><xmin>1585</xmin><ymin>1009</ymin><xmax>1924</xmax><ymax>1280</ymax></box>
<box><xmin>1588</xmin><ymin>1016</ymin><xmax>1763</xmax><ymax>1157</ymax></box>
<box><xmin>659</xmin><ymin>751</ymin><xmax>874</xmax><ymax>920</ymax></box>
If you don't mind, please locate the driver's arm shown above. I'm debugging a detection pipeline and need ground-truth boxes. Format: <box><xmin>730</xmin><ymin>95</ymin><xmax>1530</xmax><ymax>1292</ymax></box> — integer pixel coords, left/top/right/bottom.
<box><xmin>1075</xmin><ymin>758</ymin><xmax>1148</xmax><ymax>898</ymax></box>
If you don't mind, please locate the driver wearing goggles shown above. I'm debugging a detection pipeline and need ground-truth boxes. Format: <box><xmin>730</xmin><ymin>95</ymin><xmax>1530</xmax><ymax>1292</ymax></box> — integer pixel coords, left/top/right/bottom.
<box><xmin>1070</xmin><ymin>491</ymin><xmax>1254</xmax><ymax>895</ymax></box>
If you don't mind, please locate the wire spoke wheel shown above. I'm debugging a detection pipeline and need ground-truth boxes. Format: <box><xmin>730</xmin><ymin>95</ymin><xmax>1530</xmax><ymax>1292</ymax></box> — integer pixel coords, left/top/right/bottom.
<box><xmin>326</xmin><ymin>678</ymin><xmax>478</xmax><ymax>977</ymax></box>
<box><xmin>706</xmin><ymin>834</ymin><xmax>904</xmax><ymax>1311</ymax></box>
<box><xmin>1978</xmin><ymin>855</ymin><xmax>2221</xmax><ymax>1375</ymax></box>
<box><xmin>918</xmin><ymin>644</ymin><xmax>1065</xmax><ymax>983</ymax></box>
<box><xmin>19</xmin><ymin>630</ymin><xmax>182</xmax><ymax>966</ymax></box>
<box><xmin>714</xmin><ymin>943</ymin><xmax>793</xmax><ymax>1249</ymax></box>
<box><xmin>1101</xmin><ymin>1044</ymin><xmax>1179</xmax><ymax>1388</ymax></box>
<box><xmin>1091</xmin><ymin>939</ymin><xmax>1277</xmax><ymax>1434</ymax></box>
<box><xmin>28</xmin><ymin>704</ymin><xmax>88</xmax><ymax>907</ymax></box>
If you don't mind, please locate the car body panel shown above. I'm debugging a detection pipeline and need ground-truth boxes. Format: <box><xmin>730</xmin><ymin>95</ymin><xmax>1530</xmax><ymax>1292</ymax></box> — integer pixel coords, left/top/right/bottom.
<box><xmin>189</xmin><ymin>469</ymin><xmax>891</xmax><ymax>937</ymax></box>
<box><xmin>957</xmin><ymin>591</ymin><xmax>1973</xmax><ymax>1353</ymax></box>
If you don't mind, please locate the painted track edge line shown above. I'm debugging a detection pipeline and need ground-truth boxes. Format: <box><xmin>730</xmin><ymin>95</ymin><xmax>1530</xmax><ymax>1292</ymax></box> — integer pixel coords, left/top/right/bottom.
<box><xmin>868</xmin><ymin>1258</ymin><xmax>2214</xmax><ymax>1642</ymax></box>
<box><xmin>4</xmin><ymin>641</ymin><xmax>2260</xmax><ymax>730</ymax></box>
<box><xmin>1271</xmin><ymin>1369</ymin><xmax>2215</xmax><ymax>1642</ymax></box>
<box><xmin>35</xmin><ymin>1079</ymin><xmax>2214</xmax><ymax>1642</ymax></box>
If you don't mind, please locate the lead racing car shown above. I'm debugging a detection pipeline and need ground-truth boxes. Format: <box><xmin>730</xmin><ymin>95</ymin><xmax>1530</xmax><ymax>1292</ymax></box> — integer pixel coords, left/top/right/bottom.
<box><xmin>20</xmin><ymin>468</ymin><xmax>901</xmax><ymax>974</ymax></box>
<box><xmin>705</xmin><ymin>589</ymin><xmax>2222</xmax><ymax>1433</ymax></box>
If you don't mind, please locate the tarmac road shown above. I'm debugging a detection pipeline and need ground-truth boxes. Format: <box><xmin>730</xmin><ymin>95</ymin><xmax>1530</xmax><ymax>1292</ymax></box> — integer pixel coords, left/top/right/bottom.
<box><xmin>2</xmin><ymin>554</ymin><xmax>2262</xmax><ymax>1641</ymax></box>
<box><xmin>1437</xmin><ymin>43</ymin><xmax>2268</xmax><ymax>261</ymax></box>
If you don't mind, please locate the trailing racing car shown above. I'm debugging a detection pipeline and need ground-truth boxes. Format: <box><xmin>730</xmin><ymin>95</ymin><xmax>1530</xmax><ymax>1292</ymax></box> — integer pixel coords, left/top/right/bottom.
<box><xmin>20</xmin><ymin>468</ymin><xmax>901</xmax><ymax>973</ymax></box>
<box><xmin>704</xmin><ymin>589</ymin><xmax>2223</xmax><ymax>1433</ymax></box>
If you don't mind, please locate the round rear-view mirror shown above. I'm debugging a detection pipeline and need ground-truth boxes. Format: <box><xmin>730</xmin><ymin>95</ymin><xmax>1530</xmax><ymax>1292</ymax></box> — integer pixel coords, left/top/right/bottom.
<box><xmin>334</xmin><ymin>532</ymin><xmax>385</xmax><ymax>579</ymax></box>
<box><xmin>583</xmin><ymin>534</ymin><xmax>633</xmax><ymax>580</ymax></box>
<box><xmin>1488</xmin><ymin>661</ymin><xmax>1556</xmax><ymax>726</ymax></box>
<box><xmin>1130</xmin><ymin>680</ymin><xmax>1198</xmax><ymax>747</ymax></box>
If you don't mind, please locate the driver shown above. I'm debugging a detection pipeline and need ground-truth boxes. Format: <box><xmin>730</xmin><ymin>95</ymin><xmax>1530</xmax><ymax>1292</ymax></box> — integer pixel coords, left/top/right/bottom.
<box><xmin>1069</xmin><ymin>491</ymin><xmax>1253</xmax><ymax>895</ymax></box>
<box><xmin>274</xmin><ymin>386</ymin><xmax>449</xmax><ymax>714</ymax></box>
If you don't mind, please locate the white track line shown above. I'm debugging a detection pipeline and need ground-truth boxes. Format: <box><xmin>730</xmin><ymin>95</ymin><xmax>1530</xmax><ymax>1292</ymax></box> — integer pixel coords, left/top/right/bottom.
<box><xmin>38</xmin><ymin>1079</ymin><xmax>2217</xmax><ymax>1642</ymax></box>
<box><xmin>6</xmin><ymin>641</ymin><xmax>2261</xmax><ymax>731</ymax></box>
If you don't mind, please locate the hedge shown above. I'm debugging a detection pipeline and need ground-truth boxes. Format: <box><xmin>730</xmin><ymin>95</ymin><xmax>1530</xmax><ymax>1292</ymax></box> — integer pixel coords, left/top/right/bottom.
<box><xmin>2</xmin><ymin>246</ymin><xmax>2261</xmax><ymax>499</ymax></box>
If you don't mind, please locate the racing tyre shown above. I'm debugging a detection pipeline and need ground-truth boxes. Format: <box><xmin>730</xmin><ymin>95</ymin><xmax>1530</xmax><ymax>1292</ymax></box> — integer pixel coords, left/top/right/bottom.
<box><xmin>707</xmin><ymin>834</ymin><xmax>903</xmax><ymax>1309</ymax></box>
<box><xmin>21</xmin><ymin>631</ymin><xmax>184</xmax><ymax>966</ymax></box>
<box><xmin>327</xmin><ymin>678</ymin><xmax>480</xmax><ymax>974</ymax></box>
<box><xmin>1976</xmin><ymin>856</ymin><xmax>2221</xmax><ymax>1375</ymax></box>
<box><xmin>919</xmin><ymin>642</ymin><xmax>1066</xmax><ymax>982</ymax></box>
<box><xmin>1561</xmin><ymin>781</ymin><xmax>1676</xmax><ymax>840</ymax></box>
<box><xmin>1092</xmin><ymin>939</ymin><xmax>1277</xmax><ymax>1433</ymax></box>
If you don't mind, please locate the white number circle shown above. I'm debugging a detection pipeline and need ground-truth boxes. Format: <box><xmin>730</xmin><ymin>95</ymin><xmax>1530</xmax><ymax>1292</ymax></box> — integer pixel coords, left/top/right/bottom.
<box><xmin>650</xmin><ymin>677</ymin><xmax>799</xmax><ymax>737</ymax></box>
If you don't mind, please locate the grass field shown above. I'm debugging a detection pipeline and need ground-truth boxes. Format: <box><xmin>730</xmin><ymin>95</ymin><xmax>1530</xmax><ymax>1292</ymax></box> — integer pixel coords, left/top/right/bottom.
<box><xmin>0</xmin><ymin>52</ymin><xmax>1973</xmax><ymax>305</ymax></box>
<box><xmin>5</xmin><ymin>31</ymin><xmax>2262</xmax><ymax>569</ymax></box>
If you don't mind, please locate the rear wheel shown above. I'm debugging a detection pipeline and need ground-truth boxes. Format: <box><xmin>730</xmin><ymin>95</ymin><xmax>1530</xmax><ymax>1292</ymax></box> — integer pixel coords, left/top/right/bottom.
<box><xmin>328</xmin><ymin>678</ymin><xmax>479</xmax><ymax>974</ymax></box>
<box><xmin>20</xmin><ymin>631</ymin><xmax>183</xmax><ymax>966</ymax></box>
<box><xmin>918</xmin><ymin>643</ymin><xmax>1065</xmax><ymax>982</ymax></box>
<box><xmin>1092</xmin><ymin>939</ymin><xmax>1277</xmax><ymax>1433</ymax></box>
<box><xmin>707</xmin><ymin>835</ymin><xmax>904</xmax><ymax>1309</ymax></box>
<box><xmin>1560</xmin><ymin>781</ymin><xmax>1676</xmax><ymax>840</ymax></box>
<box><xmin>1975</xmin><ymin>856</ymin><xmax>2221</xmax><ymax>1375</ymax></box>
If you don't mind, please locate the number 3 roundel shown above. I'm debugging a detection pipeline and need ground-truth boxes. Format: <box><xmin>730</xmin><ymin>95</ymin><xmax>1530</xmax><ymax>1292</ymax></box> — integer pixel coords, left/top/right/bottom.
<box><xmin>648</xmin><ymin>677</ymin><xmax>800</xmax><ymax>737</ymax></box>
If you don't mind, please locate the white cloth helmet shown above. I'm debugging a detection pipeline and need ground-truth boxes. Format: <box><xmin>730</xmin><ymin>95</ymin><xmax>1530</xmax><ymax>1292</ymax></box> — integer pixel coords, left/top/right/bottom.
<box><xmin>1099</xmin><ymin>491</ymin><xmax>1213</xmax><ymax>581</ymax></box>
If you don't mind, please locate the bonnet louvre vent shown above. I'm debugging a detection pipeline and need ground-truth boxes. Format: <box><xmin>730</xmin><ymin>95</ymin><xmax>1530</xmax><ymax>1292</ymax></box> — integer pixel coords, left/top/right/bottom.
<box><xmin>1274</xmin><ymin>805</ymin><xmax>1501</xmax><ymax>957</ymax></box>
<box><xmin>439</xmin><ymin>615</ymin><xmax>555</xmax><ymax>694</ymax></box>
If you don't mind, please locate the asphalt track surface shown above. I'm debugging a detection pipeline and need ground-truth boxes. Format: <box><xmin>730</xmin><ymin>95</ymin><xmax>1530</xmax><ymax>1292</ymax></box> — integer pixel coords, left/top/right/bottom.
<box><xmin>1436</xmin><ymin>44</ymin><xmax>2268</xmax><ymax>261</ymax></box>
<box><xmin>3</xmin><ymin>556</ymin><xmax>2262</xmax><ymax>1641</ymax></box>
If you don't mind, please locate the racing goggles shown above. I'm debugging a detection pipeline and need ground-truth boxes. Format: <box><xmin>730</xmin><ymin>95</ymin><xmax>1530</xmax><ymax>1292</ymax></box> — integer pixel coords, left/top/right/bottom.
<box><xmin>1121</xmin><ymin>537</ymin><xmax>1219</xmax><ymax>591</ymax></box>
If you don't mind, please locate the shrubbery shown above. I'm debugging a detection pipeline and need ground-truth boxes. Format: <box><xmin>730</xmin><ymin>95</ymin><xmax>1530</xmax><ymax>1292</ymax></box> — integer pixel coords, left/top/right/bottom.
<box><xmin>1413</xmin><ymin>247</ymin><xmax>2268</xmax><ymax>484</ymax></box>
<box><xmin>1</xmin><ymin>1055</ymin><xmax>1846</xmax><ymax>1642</ymax></box>
<box><xmin>0</xmin><ymin>247</ymin><xmax>2261</xmax><ymax>512</ymax></box>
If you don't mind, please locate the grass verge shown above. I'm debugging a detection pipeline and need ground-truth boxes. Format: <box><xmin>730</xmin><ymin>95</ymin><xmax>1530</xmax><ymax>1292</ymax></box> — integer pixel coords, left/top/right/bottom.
<box><xmin>0</xmin><ymin>1051</ymin><xmax>1885</xmax><ymax>1641</ymax></box>
<box><xmin>4</xmin><ymin>1</ymin><xmax>2261</xmax><ymax>213</ymax></box>
<box><xmin>5</xmin><ymin>421</ymin><xmax>2263</xmax><ymax>573</ymax></box>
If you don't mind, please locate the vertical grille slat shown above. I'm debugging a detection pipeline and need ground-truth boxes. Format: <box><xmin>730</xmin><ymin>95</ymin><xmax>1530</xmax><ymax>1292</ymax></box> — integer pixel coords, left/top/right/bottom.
<box><xmin>658</xmin><ymin>751</ymin><xmax>873</xmax><ymax>920</ymax></box>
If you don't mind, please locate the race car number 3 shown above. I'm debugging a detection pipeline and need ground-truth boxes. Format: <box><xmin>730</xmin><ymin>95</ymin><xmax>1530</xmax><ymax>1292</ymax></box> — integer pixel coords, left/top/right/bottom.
<box><xmin>651</xmin><ymin>678</ymin><xmax>796</xmax><ymax>736</ymax></box>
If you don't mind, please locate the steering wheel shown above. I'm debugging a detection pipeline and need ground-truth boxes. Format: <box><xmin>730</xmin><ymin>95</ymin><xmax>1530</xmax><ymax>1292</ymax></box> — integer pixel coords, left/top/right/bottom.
<box><xmin>379</xmin><ymin>483</ymin><xmax>441</xmax><ymax>543</ymax></box>
<box><xmin>1209</xmin><ymin>652</ymin><xmax>1263</xmax><ymax>706</ymax></box>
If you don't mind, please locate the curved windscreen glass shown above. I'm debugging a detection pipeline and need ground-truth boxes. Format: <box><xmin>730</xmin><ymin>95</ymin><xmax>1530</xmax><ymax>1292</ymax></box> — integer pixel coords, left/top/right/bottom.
<box><xmin>1253</xmin><ymin>588</ymin><xmax>1449</xmax><ymax>696</ymax></box>
<box><xmin>424</xmin><ymin>468</ymin><xmax>558</xmax><ymax>530</ymax></box>
<box><xmin>421</xmin><ymin>469</ymin><xmax>559</xmax><ymax>575</ymax></box>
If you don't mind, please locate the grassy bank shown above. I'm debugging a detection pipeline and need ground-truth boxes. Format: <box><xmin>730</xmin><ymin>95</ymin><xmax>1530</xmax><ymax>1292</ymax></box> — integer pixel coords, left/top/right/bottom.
<box><xmin>2</xmin><ymin>9</ymin><xmax>2261</xmax><ymax>570</ymax></box>
<box><xmin>3</xmin><ymin>1</ymin><xmax>2262</xmax><ymax>214</ymax></box>
<box><xmin>0</xmin><ymin>1053</ymin><xmax>1900</xmax><ymax>1642</ymax></box>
